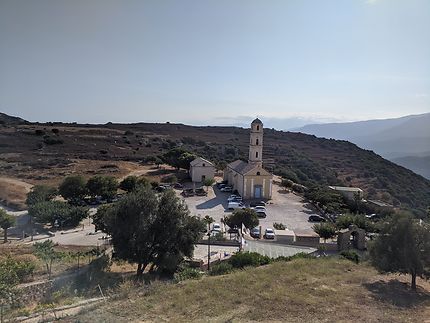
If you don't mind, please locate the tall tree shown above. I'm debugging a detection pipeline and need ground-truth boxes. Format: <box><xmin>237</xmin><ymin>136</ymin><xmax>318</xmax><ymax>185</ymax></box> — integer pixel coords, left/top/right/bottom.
<box><xmin>87</xmin><ymin>175</ymin><xmax>118</xmax><ymax>200</ymax></box>
<box><xmin>0</xmin><ymin>209</ymin><xmax>15</xmax><ymax>243</ymax></box>
<box><xmin>101</xmin><ymin>187</ymin><xmax>203</xmax><ymax>276</ymax></box>
<box><xmin>369</xmin><ymin>213</ymin><xmax>430</xmax><ymax>291</ymax></box>
<box><xmin>26</xmin><ymin>185</ymin><xmax>57</xmax><ymax>206</ymax></box>
<box><xmin>59</xmin><ymin>175</ymin><xmax>87</xmax><ymax>203</ymax></box>
<box><xmin>224</xmin><ymin>208</ymin><xmax>259</xmax><ymax>230</ymax></box>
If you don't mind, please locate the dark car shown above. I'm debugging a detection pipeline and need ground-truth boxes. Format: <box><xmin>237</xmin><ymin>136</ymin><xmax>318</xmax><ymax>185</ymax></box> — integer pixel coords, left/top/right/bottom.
<box><xmin>308</xmin><ymin>215</ymin><xmax>326</xmax><ymax>222</ymax></box>
<box><xmin>173</xmin><ymin>183</ymin><xmax>184</xmax><ymax>189</ymax></box>
<box><xmin>255</xmin><ymin>210</ymin><xmax>267</xmax><ymax>218</ymax></box>
<box><xmin>250</xmin><ymin>227</ymin><xmax>260</xmax><ymax>239</ymax></box>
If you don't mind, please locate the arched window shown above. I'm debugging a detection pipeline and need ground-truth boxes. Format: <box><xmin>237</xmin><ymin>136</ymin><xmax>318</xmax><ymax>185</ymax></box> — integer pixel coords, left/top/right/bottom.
<box><xmin>256</xmin><ymin>151</ymin><xmax>259</xmax><ymax>158</ymax></box>
<box><xmin>202</xmin><ymin>163</ymin><xmax>205</xmax><ymax>167</ymax></box>
<box><xmin>256</xmin><ymin>125</ymin><xmax>260</xmax><ymax>131</ymax></box>
<box><xmin>256</xmin><ymin>172</ymin><xmax>261</xmax><ymax>176</ymax></box>
<box><xmin>256</xmin><ymin>138</ymin><xmax>259</xmax><ymax>145</ymax></box>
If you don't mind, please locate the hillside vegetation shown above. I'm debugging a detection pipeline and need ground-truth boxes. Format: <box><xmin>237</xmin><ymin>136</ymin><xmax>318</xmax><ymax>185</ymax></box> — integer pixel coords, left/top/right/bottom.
<box><xmin>0</xmin><ymin>115</ymin><xmax>429</xmax><ymax>214</ymax></box>
<box><xmin>72</xmin><ymin>258</ymin><xmax>430</xmax><ymax>322</ymax></box>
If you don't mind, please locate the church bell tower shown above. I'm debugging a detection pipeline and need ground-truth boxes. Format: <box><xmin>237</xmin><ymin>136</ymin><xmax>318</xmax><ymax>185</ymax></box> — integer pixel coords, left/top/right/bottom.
<box><xmin>248</xmin><ymin>118</ymin><xmax>263</xmax><ymax>167</ymax></box>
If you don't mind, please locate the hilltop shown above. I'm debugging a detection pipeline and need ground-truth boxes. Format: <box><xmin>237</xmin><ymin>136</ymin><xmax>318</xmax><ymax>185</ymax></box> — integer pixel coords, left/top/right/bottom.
<box><xmin>71</xmin><ymin>258</ymin><xmax>430</xmax><ymax>322</ymax></box>
<box><xmin>0</xmin><ymin>114</ymin><xmax>429</xmax><ymax>214</ymax></box>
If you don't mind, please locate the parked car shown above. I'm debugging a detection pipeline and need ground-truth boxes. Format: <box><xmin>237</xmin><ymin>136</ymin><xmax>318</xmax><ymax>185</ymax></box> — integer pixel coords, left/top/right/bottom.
<box><xmin>173</xmin><ymin>183</ymin><xmax>184</xmax><ymax>189</ymax></box>
<box><xmin>220</xmin><ymin>186</ymin><xmax>233</xmax><ymax>192</ymax></box>
<box><xmin>216</xmin><ymin>181</ymin><xmax>228</xmax><ymax>188</ymax></box>
<box><xmin>227</xmin><ymin>195</ymin><xmax>242</xmax><ymax>202</ymax></box>
<box><xmin>212</xmin><ymin>223</ymin><xmax>222</xmax><ymax>233</ymax></box>
<box><xmin>227</xmin><ymin>201</ymin><xmax>246</xmax><ymax>210</ymax></box>
<box><xmin>255</xmin><ymin>210</ymin><xmax>267</xmax><ymax>218</ymax></box>
<box><xmin>250</xmin><ymin>201</ymin><xmax>266</xmax><ymax>208</ymax></box>
<box><xmin>308</xmin><ymin>215</ymin><xmax>326</xmax><ymax>222</ymax></box>
<box><xmin>264</xmin><ymin>228</ymin><xmax>275</xmax><ymax>239</ymax></box>
<box><xmin>182</xmin><ymin>189</ymin><xmax>195</xmax><ymax>197</ymax></box>
<box><xmin>253</xmin><ymin>206</ymin><xmax>266</xmax><ymax>212</ymax></box>
<box><xmin>250</xmin><ymin>227</ymin><xmax>260</xmax><ymax>238</ymax></box>
<box><xmin>195</xmin><ymin>188</ymin><xmax>208</xmax><ymax>196</ymax></box>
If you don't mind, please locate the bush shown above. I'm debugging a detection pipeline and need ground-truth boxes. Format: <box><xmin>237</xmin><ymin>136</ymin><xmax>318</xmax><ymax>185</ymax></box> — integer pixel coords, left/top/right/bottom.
<box><xmin>340</xmin><ymin>250</ymin><xmax>360</xmax><ymax>264</ymax></box>
<box><xmin>43</xmin><ymin>135</ymin><xmax>64</xmax><ymax>145</ymax></box>
<box><xmin>209</xmin><ymin>262</ymin><xmax>233</xmax><ymax>276</ymax></box>
<box><xmin>229</xmin><ymin>252</ymin><xmax>271</xmax><ymax>269</ymax></box>
<box><xmin>174</xmin><ymin>267</ymin><xmax>202</xmax><ymax>282</ymax></box>
<box><xmin>273</xmin><ymin>222</ymin><xmax>286</xmax><ymax>230</ymax></box>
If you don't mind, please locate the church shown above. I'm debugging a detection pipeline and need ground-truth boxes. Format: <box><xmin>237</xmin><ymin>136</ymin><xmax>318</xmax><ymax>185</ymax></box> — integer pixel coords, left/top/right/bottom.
<box><xmin>223</xmin><ymin>118</ymin><xmax>273</xmax><ymax>200</ymax></box>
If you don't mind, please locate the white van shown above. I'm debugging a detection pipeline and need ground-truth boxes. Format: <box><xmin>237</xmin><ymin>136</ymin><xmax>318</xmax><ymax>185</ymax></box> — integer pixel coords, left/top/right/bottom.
<box><xmin>227</xmin><ymin>201</ymin><xmax>246</xmax><ymax>210</ymax></box>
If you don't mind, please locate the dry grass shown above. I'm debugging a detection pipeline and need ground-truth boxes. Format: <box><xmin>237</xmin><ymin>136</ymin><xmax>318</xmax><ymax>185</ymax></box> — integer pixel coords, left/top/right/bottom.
<box><xmin>71</xmin><ymin>258</ymin><xmax>430</xmax><ymax>323</ymax></box>
<box><xmin>0</xmin><ymin>176</ymin><xmax>32</xmax><ymax>210</ymax></box>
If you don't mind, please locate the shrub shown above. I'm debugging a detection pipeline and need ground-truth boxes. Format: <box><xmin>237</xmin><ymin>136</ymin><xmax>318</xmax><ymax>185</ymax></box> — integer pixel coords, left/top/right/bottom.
<box><xmin>209</xmin><ymin>262</ymin><xmax>234</xmax><ymax>276</ymax></box>
<box><xmin>340</xmin><ymin>250</ymin><xmax>360</xmax><ymax>264</ymax></box>
<box><xmin>34</xmin><ymin>129</ymin><xmax>45</xmax><ymax>136</ymax></box>
<box><xmin>43</xmin><ymin>135</ymin><xmax>64</xmax><ymax>145</ymax></box>
<box><xmin>174</xmin><ymin>267</ymin><xmax>202</xmax><ymax>282</ymax></box>
<box><xmin>273</xmin><ymin>222</ymin><xmax>286</xmax><ymax>230</ymax></box>
<box><xmin>229</xmin><ymin>252</ymin><xmax>271</xmax><ymax>269</ymax></box>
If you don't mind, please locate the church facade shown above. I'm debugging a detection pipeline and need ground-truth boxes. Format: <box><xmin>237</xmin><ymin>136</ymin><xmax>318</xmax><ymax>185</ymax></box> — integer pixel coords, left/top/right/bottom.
<box><xmin>223</xmin><ymin>118</ymin><xmax>273</xmax><ymax>199</ymax></box>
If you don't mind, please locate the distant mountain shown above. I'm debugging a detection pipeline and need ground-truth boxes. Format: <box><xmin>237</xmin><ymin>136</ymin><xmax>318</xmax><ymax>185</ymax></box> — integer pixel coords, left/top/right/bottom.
<box><xmin>0</xmin><ymin>112</ymin><xmax>29</xmax><ymax>125</ymax></box>
<box><xmin>296</xmin><ymin>113</ymin><xmax>430</xmax><ymax>179</ymax></box>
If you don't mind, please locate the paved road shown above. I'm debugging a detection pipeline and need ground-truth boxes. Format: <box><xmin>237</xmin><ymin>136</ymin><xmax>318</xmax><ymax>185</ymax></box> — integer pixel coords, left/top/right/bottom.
<box><xmin>183</xmin><ymin>183</ymin><xmax>319</xmax><ymax>234</ymax></box>
<box><xmin>243</xmin><ymin>239</ymin><xmax>316</xmax><ymax>258</ymax></box>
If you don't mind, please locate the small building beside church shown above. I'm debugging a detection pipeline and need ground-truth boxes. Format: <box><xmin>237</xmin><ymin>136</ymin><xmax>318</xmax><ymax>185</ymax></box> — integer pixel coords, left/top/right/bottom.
<box><xmin>189</xmin><ymin>157</ymin><xmax>215</xmax><ymax>183</ymax></box>
<box><xmin>328</xmin><ymin>186</ymin><xmax>363</xmax><ymax>201</ymax></box>
<box><xmin>223</xmin><ymin>118</ymin><xmax>273</xmax><ymax>199</ymax></box>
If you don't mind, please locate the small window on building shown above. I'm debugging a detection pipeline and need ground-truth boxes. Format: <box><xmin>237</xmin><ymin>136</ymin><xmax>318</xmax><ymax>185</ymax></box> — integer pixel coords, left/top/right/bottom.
<box><xmin>202</xmin><ymin>163</ymin><xmax>205</xmax><ymax>167</ymax></box>
<box><xmin>257</xmin><ymin>172</ymin><xmax>260</xmax><ymax>176</ymax></box>
<box><xmin>256</xmin><ymin>138</ymin><xmax>259</xmax><ymax>145</ymax></box>
<box><xmin>256</xmin><ymin>125</ymin><xmax>260</xmax><ymax>131</ymax></box>
<box><xmin>256</xmin><ymin>151</ymin><xmax>258</xmax><ymax>158</ymax></box>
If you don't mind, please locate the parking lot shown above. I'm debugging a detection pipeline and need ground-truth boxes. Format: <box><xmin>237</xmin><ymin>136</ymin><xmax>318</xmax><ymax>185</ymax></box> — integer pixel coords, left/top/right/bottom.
<box><xmin>182</xmin><ymin>183</ymin><xmax>319</xmax><ymax>237</ymax></box>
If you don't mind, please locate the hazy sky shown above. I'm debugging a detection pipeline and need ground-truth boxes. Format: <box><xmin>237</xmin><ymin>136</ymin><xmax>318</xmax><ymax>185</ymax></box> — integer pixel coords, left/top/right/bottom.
<box><xmin>0</xmin><ymin>0</ymin><xmax>429</xmax><ymax>128</ymax></box>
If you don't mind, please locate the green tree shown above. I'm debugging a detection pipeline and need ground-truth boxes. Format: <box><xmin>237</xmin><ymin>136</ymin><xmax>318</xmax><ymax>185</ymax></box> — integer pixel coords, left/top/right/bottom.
<box><xmin>34</xmin><ymin>240</ymin><xmax>63</xmax><ymax>279</ymax></box>
<box><xmin>101</xmin><ymin>187</ymin><xmax>204</xmax><ymax>276</ymax></box>
<box><xmin>92</xmin><ymin>204</ymin><xmax>113</xmax><ymax>232</ymax></box>
<box><xmin>369</xmin><ymin>213</ymin><xmax>430</xmax><ymax>291</ymax></box>
<box><xmin>203</xmin><ymin>178</ymin><xmax>215</xmax><ymax>191</ymax></box>
<box><xmin>26</xmin><ymin>185</ymin><xmax>57</xmax><ymax>206</ymax></box>
<box><xmin>313</xmin><ymin>222</ymin><xmax>336</xmax><ymax>243</ymax></box>
<box><xmin>86</xmin><ymin>176</ymin><xmax>118</xmax><ymax>200</ymax></box>
<box><xmin>224</xmin><ymin>208</ymin><xmax>259</xmax><ymax>230</ymax></box>
<box><xmin>28</xmin><ymin>201</ymin><xmax>88</xmax><ymax>227</ymax></box>
<box><xmin>162</xmin><ymin>148</ymin><xmax>196</xmax><ymax>170</ymax></box>
<box><xmin>280</xmin><ymin>178</ymin><xmax>293</xmax><ymax>191</ymax></box>
<box><xmin>120</xmin><ymin>176</ymin><xmax>151</xmax><ymax>192</ymax></box>
<box><xmin>0</xmin><ymin>209</ymin><xmax>15</xmax><ymax>243</ymax></box>
<box><xmin>59</xmin><ymin>175</ymin><xmax>87</xmax><ymax>203</ymax></box>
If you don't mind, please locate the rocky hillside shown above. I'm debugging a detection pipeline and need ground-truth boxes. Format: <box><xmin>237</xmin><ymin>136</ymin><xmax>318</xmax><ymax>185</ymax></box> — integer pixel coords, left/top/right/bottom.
<box><xmin>0</xmin><ymin>115</ymin><xmax>429</xmax><ymax>214</ymax></box>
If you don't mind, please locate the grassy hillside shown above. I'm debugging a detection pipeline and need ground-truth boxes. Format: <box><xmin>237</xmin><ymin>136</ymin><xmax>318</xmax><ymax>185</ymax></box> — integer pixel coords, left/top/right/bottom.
<box><xmin>72</xmin><ymin>258</ymin><xmax>430</xmax><ymax>322</ymax></box>
<box><xmin>0</xmin><ymin>118</ymin><xmax>429</xmax><ymax>214</ymax></box>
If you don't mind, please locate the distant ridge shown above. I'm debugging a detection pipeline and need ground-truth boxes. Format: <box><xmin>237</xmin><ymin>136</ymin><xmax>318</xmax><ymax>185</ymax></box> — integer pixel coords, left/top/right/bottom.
<box><xmin>0</xmin><ymin>112</ymin><xmax>29</xmax><ymax>125</ymax></box>
<box><xmin>296</xmin><ymin>113</ymin><xmax>430</xmax><ymax>179</ymax></box>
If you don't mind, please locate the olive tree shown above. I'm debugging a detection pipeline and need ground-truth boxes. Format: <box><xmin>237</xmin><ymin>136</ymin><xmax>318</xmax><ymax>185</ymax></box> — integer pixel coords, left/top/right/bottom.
<box><xmin>224</xmin><ymin>208</ymin><xmax>259</xmax><ymax>230</ymax></box>
<box><xmin>313</xmin><ymin>222</ymin><xmax>336</xmax><ymax>244</ymax></box>
<box><xmin>369</xmin><ymin>213</ymin><xmax>430</xmax><ymax>291</ymax></box>
<box><xmin>0</xmin><ymin>209</ymin><xmax>15</xmax><ymax>243</ymax></box>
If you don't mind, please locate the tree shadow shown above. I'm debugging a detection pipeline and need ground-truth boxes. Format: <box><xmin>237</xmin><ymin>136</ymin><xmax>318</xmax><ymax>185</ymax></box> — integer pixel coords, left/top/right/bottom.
<box><xmin>363</xmin><ymin>279</ymin><xmax>430</xmax><ymax>308</ymax></box>
<box><xmin>196</xmin><ymin>187</ymin><xmax>228</xmax><ymax>210</ymax></box>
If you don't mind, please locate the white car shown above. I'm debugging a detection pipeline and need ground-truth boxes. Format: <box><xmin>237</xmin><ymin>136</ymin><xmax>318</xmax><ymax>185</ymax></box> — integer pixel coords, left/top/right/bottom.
<box><xmin>212</xmin><ymin>223</ymin><xmax>222</xmax><ymax>232</ymax></box>
<box><xmin>264</xmin><ymin>228</ymin><xmax>275</xmax><ymax>240</ymax></box>
<box><xmin>253</xmin><ymin>206</ymin><xmax>266</xmax><ymax>212</ymax></box>
<box><xmin>227</xmin><ymin>201</ymin><xmax>246</xmax><ymax>210</ymax></box>
<box><xmin>220</xmin><ymin>186</ymin><xmax>233</xmax><ymax>192</ymax></box>
<box><xmin>227</xmin><ymin>195</ymin><xmax>242</xmax><ymax>202</ymax></box>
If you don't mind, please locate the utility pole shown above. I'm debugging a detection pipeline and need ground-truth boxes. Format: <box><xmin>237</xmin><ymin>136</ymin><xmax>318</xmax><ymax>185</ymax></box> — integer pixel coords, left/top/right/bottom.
<box><xmin>203</xmin><ymin>215</ymin><xmax>214</xmax><ymax>271</ymax></box>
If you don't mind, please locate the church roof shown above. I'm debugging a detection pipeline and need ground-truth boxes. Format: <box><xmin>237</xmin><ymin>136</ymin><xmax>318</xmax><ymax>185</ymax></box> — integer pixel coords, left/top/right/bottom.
<box><xmin>251</xmin><ymin>118</ymin><xmax>263</xmax><ymax>124</ymax></box>
<box><xmin>227</xmin><ymin>160</ymin><xmax>263</xmax><ymax>175</ymax></box>
<box><xmin>190</xmin><ymin>157</ymin><xmax>214</xmax><ymax>167</ymax></box>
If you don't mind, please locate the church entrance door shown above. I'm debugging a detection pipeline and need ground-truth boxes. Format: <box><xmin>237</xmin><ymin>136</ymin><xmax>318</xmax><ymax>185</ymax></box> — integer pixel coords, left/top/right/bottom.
<box><xmin>254</xmin><ymin>186</ymin><xmax>262</xmax><ymax>198</ymax></box>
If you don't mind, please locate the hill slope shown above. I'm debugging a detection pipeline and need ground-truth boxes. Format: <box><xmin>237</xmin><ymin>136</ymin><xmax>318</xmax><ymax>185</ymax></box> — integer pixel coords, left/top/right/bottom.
<box><xmin>296</xmin><ymin>113</ymin><xmax>430</xmax><ymax>179</ymax></box>
<box><xmin>0</xmin><ymin>116</ymin><xmax>429</xmax><ymax>213</ymax></box>
<box><xmin>72</xmin><ymin>258</ymin><xmax>430</xmax><ymax>322</ymax></box>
